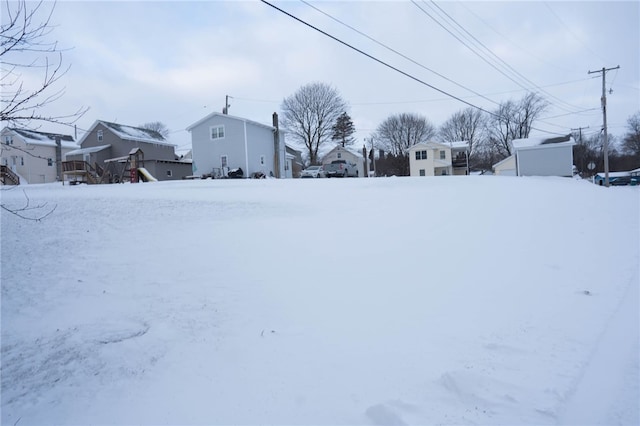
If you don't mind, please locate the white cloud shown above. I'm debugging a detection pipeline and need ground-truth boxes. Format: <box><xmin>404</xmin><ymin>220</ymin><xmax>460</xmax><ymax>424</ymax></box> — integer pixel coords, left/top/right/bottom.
<box><xmin>6</xmin><ymin>1</ymin><xmax>638</xmax><ymax>148</ymax></box>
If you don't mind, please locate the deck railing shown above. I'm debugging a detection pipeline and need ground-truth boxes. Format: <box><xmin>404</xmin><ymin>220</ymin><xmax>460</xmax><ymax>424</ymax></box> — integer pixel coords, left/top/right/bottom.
<box><xmin>0</xmin><ymin>165</ymin><xmax>20</xmax><ymax>185</ymax></box>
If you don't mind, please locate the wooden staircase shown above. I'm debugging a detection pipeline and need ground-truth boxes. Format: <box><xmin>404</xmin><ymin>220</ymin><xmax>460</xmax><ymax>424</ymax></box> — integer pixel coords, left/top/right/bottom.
<box><xmin>62</xmin><ymin>161</ymin><xmax>107</xmax><ymax>184</ymax></box>
<box><xmin>0</xmin><ymin>165</ymin><xmax>20</xmax><ymax>185</ymax></box>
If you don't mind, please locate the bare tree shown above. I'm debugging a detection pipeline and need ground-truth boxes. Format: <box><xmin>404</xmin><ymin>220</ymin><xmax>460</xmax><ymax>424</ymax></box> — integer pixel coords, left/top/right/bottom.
<box><xmin>375</xmin><ymin>112</ymin><xmax>436</xmax><ymax>157</ymax></box>
<box><xmin>281</xmin><ymin>82</ymin><xmax>348</xmax><ymax>165</ymax></box>
<box><xmin>1</xmin><ymin>0</ymin><xmax>87</xmax><ymax>126</ymax></box>
<box><xmin>439</xmin><ymin>107</ymin><xmax>488</xmax><ymax>159</ymax></box>
<box><xmin>374</xmin><ymin>113</ymin><xmax>436</xmax><ymax>176</ymax></box>
<box><xmin>139</xmin><ymin>121</ymin><xmax>170</xmax><ymax>139</ymax></box>
<box><xmin>621</xmin><ymin>112</ymin><xmax>640</xmax><ymax>160</ymax></box>
<box><xmin>487</xmin><ymin>92</ymin><xmax>548</xmax><ymax>158</ymax></box>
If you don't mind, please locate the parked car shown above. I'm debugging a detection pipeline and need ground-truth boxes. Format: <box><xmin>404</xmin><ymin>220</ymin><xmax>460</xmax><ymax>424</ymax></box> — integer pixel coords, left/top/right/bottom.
<box><xmin>300</xmin><ymin>165</ymin><xmax>325</xmax><ymax>178</ymax></box>
<box><xmin>323</xmin><ymin>160</ymin><xmax>358</xmax><ymax>178</ymax></box>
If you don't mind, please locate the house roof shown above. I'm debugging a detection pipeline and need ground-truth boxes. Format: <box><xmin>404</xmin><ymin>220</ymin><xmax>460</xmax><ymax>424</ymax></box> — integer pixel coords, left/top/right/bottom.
<box><xmin>492</xmin><ymin>154</ymin><xmax>515</xmax><ymax>169</ymax></box>
<box><xmin>5</xmin><ymin>127</ymin><xmax>77</xmax><ymax>149</ymax></box>
<box><xmin>322</xmin><ymin>144</ymin><xmax>364</xmax><ymax>159</ymax></box>
<box><xmin>409</xmin><ymin>141</ymin><xmax>451</xmax><ymax>151</ymax></box>
<box><xmin>594</xmin><ymin>171</ymin><xmax>631</xmax><ymax>178</ymax></box>
<box><xmin>79</xmin><ymin>120</ymin><xmax>175</xmax><ymax>147</ymax></box>
<box><xmin>66</xmin><ymin>144</ymin><xmax>111</xmax><ymax>156</ymax></box>
<box><xmin>512</xmin><ymin>135</ymin><xmax>575</xmax><ymax>150</ymax></box>
<box><xmin>186</xmin><ymin>112</ymin><xmax>276</xmax><ymax>132</ymax></box>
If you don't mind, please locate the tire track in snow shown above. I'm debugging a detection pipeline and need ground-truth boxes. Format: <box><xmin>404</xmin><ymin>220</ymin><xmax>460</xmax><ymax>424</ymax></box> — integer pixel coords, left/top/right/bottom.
<box><xmin>558</xmin><ymin>277</ymin><xmax>639</xmax><ymax>425</ymax></box>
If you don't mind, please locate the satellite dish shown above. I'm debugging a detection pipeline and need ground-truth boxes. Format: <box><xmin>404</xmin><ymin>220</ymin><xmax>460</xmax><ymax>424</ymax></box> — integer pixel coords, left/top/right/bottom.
<box><xmin>587</xmin><ymin>162</ymin><xmax>596</xmax><ymax>171</ymax></box>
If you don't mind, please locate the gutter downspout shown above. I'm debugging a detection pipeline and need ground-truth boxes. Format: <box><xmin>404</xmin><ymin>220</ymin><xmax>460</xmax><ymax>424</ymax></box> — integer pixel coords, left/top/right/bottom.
<box><xmin>273</xmin><ymin>113</ymin><xmax>280</xmax><ymax>178</ymax></box>
<box><xmin>243</xmin><ymin>120</ymin><xmax>249</xmax><ymax>177</ymax></box>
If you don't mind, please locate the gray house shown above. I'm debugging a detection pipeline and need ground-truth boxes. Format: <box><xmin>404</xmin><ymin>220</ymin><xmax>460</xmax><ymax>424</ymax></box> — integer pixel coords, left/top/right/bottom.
<box><xmin>187</xmin><ymin>112</ymin><xmax>292</xmax><ymax>178</ymax></box>
<box><xmin>66</xmin><ymin>120</ymin><xmax>192</xmax><ymax>181</ymax></box>
<box><xmin>493</xmin><ymin>135</ymin><xmax>576</xmax><ymax>177</ymax></box>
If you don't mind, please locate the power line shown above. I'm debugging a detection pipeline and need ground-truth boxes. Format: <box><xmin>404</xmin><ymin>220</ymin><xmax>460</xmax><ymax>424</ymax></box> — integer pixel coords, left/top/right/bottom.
<box><xmin>544</xmin><ymin>2</ymin><xmax>611</xmax><ymax>65</ymax></box>
<box><xmin>458</xmin><ymin>2</ymin><xmax>576</xmax><ymax>75</ymax></box>
<box><xmin>299</xmin><ymin>0</ymin><xmax>500</xmax><ymax>107</ymax></box>
<box><xmin>414</xmin><ymin>0</ymin><xmax>587</xmax><ymax>114</ymax></box>
<box><xmin>259</xmin><ymin>0</ymin><xmax>497</xmax><ymax>117</ymax></box>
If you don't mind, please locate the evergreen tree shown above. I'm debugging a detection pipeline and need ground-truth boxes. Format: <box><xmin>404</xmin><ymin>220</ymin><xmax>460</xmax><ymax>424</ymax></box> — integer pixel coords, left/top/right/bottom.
<box><xmin>332</xmin><ymin>112</ymin><xmax>356</xmax><ymax>147</ymax></box>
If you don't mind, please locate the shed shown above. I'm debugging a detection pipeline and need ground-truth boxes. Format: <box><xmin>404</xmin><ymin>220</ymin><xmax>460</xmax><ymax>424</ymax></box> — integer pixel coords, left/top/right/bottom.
<box><xmin>492</xmin><ymin>135</ymin><xmax>576</xmax><ymax>177</ymax></box>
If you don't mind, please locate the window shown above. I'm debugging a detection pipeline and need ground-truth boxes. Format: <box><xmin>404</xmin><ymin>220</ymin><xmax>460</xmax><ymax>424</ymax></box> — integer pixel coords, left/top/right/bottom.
<box><xmin>210</xmin><ymin>125</ymin><xmax>225</xmax><ymax>140</ymax></box>
<box><xmin>221</xmin><ymin>155</ymin><xmax>228</xmax><ymax>168</ymax></box>
<box><xmin>166</xmin><ymin>170</ymin><xmax>172</xmax><ymax>177</ymax></box>
<box><xmin>97</xmin><ymin>130</ymin><xmax>103</xmax><ymax>142</ymax></box>
<box><xmin>47</xmin><ymin>158</ymin><xmax>53</xmax><ymax>166</ymax></box>
<box><xmin>260</xmin><ymin>155</ymin><xmax>265</xmax><ymax>165</ymax></box>
<box><xmin>441</xmin><ymin>169</ymin><xmax>447</xmax><ymax>175</ymax></box>
<box><xmin>20</xmin><ymin>156</ymin><xmax>24</xmax><ymax>166</ymax></box>
<box><xmin>415</xmin><ymin>150</ymin><xmax>427</xmax><ymax>160</ymax></box>
<box><xmin>4</xmin><ymin>136</ymin><xmax>13</xmax><ymax>145</ymax></box>
<box><xmin>419</xmin><ymin>169</ymin><xmax>426</xmax><ymax>176</ymax></box>
<box><xmin>440</xmin><ymin>150</ymin><xmax>446</xmax><ymax>160</ymax></box>
<box><xmin>337</xmin><ymin>153</ymin><xmax>342</xmax><ymax>159</ymax></box>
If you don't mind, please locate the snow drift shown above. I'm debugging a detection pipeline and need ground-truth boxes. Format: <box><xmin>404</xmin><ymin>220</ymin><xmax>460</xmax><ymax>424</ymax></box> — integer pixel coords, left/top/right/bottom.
<box><xmin>1</xmin><ymin>176</ymin><xmax>638</xmax><ymax>425</ymax></box>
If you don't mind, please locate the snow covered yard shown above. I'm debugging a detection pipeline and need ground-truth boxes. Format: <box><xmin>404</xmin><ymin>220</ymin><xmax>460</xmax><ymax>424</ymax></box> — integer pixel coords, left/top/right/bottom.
<box><xmin>1</xmin><ymin>176</ymin><xmax>638</xmax><ymax>425</ymax></box>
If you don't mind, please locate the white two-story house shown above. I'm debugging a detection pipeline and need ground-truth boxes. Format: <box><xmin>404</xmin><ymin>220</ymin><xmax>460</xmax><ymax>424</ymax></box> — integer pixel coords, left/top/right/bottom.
<box><xmin>188</xmin><ymin>112</ymin><xmax>295</xmax><ymax>178</ymax></box>
<box><xmin>409</xmin><ymin>141</ymin><xmax>469</xmax><ymax>177</ymax></box>
<box><xmin>1</xmin><ymin>127</ymin><xmax>77</xmax><ymax>184</ymax></box>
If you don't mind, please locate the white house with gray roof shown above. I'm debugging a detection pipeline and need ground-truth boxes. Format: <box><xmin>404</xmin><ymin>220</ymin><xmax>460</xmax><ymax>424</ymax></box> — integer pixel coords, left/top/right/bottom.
<box><xmin>1</xmin><ymin>127</ymin><xmax>77</xmax><ymax>184</ymax></box>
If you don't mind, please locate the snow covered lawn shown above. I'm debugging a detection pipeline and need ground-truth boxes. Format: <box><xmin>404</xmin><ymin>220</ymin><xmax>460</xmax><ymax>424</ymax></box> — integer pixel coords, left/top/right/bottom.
<box><xmin>1</xmin><ymin>176</ymin><xmax>638</xmax><ymax>425</ymax></box>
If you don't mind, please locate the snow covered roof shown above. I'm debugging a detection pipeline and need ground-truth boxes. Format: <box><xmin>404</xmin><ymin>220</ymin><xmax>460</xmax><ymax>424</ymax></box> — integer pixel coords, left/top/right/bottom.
<box><xmin>78</xmin><ymin>120</ymin><xmax>175</xmax><ymax>147</ymax></box>
<box><xmin>186</xmin><ymin>112</ymin><xmax>276</xmax><ymax>132</ymax></box>
<box><xmin>492</xmin><ymin>154</ymin><xmax>515</xmax><ymax>169</ymax></box>
<box><xmin>7</xmin><ymin>127</ymin><xmax>77</xmax><ymax>149</ymax></box>
<box><xmin>409</xmin><ymin>141</ymin><xmax>450</xmax><ymax>150</ymax></box>
<box><xmin>594</xmin><ymin>171</ymin><xmax>631</xmax><ymax>178</ymax></box>
<box><xmin>512</xmin><ymin>135</ymin><xmax>575</xmax><ymax>150</ymax></box>
<box><xmin>66</xmin><ymin>144</ymin><xmax>111</xmax><ymax>156</ymax></box>
<box><xmin>322</xmin><ymin>144</ymin><xmax>364</xmax><ymax>159</ymax></box>
<box><xmin>99</xmin><ymin>121</ymin><xmax>174</xmax><ymax>146</ymax></box>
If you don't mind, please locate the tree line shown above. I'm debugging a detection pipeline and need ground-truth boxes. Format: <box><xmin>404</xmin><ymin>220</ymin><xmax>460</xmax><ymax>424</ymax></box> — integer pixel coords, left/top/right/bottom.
<box><xmin>281</xmin><ymin>82</ymin><xmax>640</xmax><ymax>176</ymax></box>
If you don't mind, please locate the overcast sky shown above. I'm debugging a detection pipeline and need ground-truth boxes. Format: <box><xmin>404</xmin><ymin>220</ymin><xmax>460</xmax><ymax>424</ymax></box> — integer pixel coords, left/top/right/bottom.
<box><xmin>11</xmin><ymin>1</ymin><xmax>640</xmax><ymax>154</ymax></box>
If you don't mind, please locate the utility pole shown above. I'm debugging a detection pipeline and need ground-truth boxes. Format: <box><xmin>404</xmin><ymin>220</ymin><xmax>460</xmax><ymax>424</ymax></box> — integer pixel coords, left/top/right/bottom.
<box><xmin>571</xmin><ymin>126</ymin><xmax>589</xmax><ymax>175</ymax></box>
<box><xmin>366</xmin><ymin>137</ymin><xmax>376</xmax><ymax>177</ymax></box>
<box><xmin>223</xmin><ymin>95</ymin><xmax>232</xmax><ymax>114</ymax></box>
<box><xmin>588</xmin><ymin>66</ymin><xmax>619</xmax><ymax>187</ymax></box>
